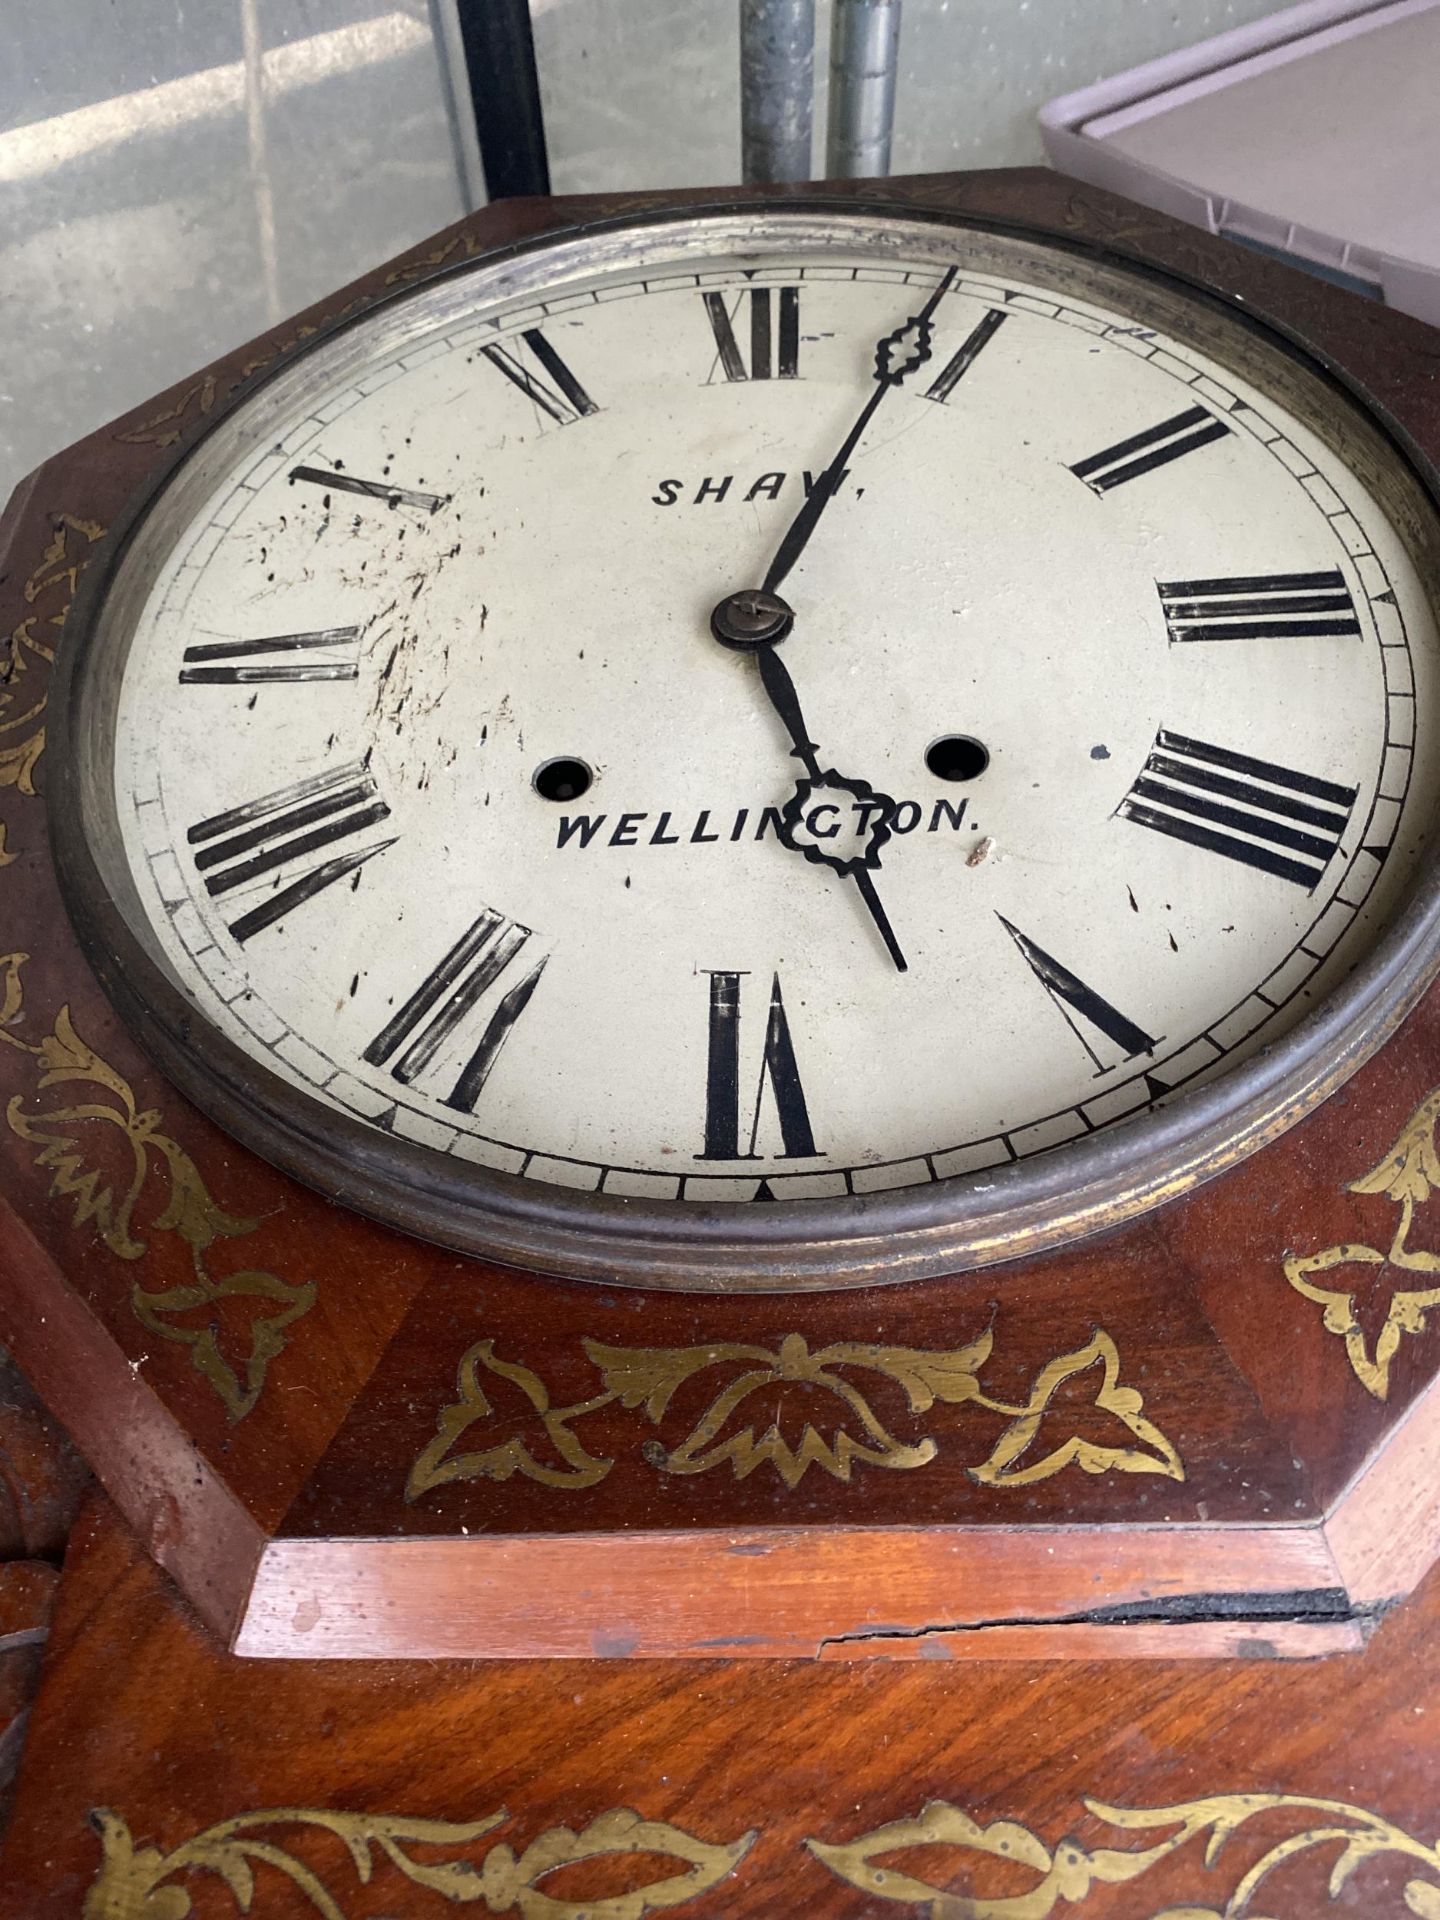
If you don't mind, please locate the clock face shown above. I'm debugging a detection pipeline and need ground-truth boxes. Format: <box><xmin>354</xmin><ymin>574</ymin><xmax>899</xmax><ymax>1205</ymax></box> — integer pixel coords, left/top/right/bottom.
<box><xmin>57</xmin><ymin>209</ymin><xmax>1440</xmax><ymax>1285</ymax></box>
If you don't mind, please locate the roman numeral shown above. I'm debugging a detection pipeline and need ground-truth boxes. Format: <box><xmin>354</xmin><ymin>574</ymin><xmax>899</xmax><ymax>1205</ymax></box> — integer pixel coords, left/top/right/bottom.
<box><xmin>1070</xmin><ymin>405</ymin><xmax>1230</xmax><ymax>493</ymax></box>
<box><xmin>187</xmin><ymin>761</ymin><xmax>394</xmax><ymax>943</ymax></box>
<box><xmin>1158</xmin><ymin>570</ymin><xmax>1361</xmax><ymax>643</ymax></box>
<box><xmin>924</xmin><ymin>307</ymin><xmax>1007</xmax><ymax>403</ymax></box>
<box><xmin>999</xmin><ymin>916</ymin><xmax>1156</xmax><ymax>1072</ymax></box>
<box><xmin>364</xmin><ymin>907</ymin><xmax>547</xmax><ymax>1112</ymax></box>
<box><xmin>702</xmin><ymin>287</ymin><xmax>801</xmax><ymax>382</ymax></box>
<box><xmin>179</xmin><ymin>626</ymin><xmax>361</xmax><ymax>684</ymax></box>
<box><xmin>1118</xmin><ymin>728</ymin><xmax>1358</xmax><ymax>890</ymax></box>
<box><xmin>288</xmin><ymin>467</ymin><xmax>447</xmax><ymax>513</ymax></box>
<box><xmin>480</xmin><ymin>328</ymin><xmax>598</xmax><ymax>424</ymax></box>
<box><xmin>696</xmin><ymin>971</ymin><xmax>819</xmax><ymax>1160</ymax></box>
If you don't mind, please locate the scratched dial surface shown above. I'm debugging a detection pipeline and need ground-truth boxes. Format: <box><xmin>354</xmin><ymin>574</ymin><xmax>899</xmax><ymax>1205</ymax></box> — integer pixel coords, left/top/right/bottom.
<box><xmin>99</xmin><ymin>220</ymin><xmax>1440</xmax><ymax>1211</ymax></box>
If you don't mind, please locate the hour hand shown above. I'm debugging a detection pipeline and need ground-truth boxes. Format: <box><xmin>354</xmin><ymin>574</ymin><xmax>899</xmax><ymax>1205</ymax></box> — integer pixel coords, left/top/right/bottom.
<box><xmin>756</xmin><ymin>634</ymin><xmax>820</xmax><ymax>778</ymax></box>
<box><xmin>710</xmin><ymin>604</ymin><xmax>907</xmax><ymax>973</ymax></box>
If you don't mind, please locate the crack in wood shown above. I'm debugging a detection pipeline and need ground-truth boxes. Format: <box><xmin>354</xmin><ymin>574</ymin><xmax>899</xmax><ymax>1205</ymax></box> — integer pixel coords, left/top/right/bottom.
<box><xmin>817</xmin><ymin>1585</ymin><xmax>1383</xmax><ymax>1651</ymax></box>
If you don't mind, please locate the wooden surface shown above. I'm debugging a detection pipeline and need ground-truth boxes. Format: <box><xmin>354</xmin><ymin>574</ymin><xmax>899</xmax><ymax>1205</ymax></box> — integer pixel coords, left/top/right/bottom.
<box><xmin>5</xmin><ymin>1489</ymin><xmax>1440</xmax><ymax>1915</ymax></box>
<box><xmin>0</xmin><ymin>1346</ymin><xmax>83</xmax><ymax>1834</ymax></box>
<box><xmin>6</xmin><ymin>167</ymin><xmax>1440</xmax><ymax>1657</ymax></box>
<box><xmin>0</xmin><ymin>1342</ymin><xmax>87</xmax><ymax>1562</ymax></box>
<box><xmin>235</xmin><ymin>1523</ymin><xmax>1362</xmax><ymax>1661</ymax></box>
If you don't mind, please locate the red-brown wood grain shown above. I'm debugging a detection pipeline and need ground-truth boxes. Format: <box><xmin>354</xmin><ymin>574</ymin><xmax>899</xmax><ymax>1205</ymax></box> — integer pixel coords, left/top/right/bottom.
<box><xmin>0</xmin><ymin>1561</ymin><xmax>57</xmax><ymax>1837</ymax></box>
<box><xmin>5</xmin><ymin>169</ymin><xmax>1440</xmax><ymax>1659</ymax></box>
<box><xmin>3</xmin><ymin>1493</ymin><xmax>1440</xmax><ymax>1916</ymax></box>
<box><xmin>0</xmin><ymin>1345</ymin><xmax>87</xmax><ymax>1562</ymax></box>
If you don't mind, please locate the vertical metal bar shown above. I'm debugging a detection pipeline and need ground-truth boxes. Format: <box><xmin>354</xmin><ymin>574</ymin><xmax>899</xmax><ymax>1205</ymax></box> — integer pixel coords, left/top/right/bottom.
<box><xmin>240</xmin><ymin>0</ymin><xmax>282</xmax><ymax>323</ymax></box>
<box><xmin>826</xmin><ymin>0</ymin><xmax>901</xmax><ymax>179</ymax></box>
<box><xmin>427</xmin><ymin>0</ymin><xmax>489</xmax><ymax>210</ymax></box>
<box><xmin>740</xmin><ymin>0</ymin><xmax>815</xmax><ymax>185</ymax></box>
<box><xmin>452</xmin><ymin>0</ymin><xmax>550</xmax><ymax>200</ymax></box>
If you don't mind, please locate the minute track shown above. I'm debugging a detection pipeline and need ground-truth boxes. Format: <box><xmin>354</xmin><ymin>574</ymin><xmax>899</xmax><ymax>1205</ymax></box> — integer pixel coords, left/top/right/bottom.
<box><xmin>96</xmin><ymin>235</ymin><xmax>1425</xmax><ymax>1227</ymax></box>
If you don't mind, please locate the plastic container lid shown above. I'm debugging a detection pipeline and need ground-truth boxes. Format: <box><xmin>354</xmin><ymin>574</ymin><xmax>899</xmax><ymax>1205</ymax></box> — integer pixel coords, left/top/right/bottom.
<box><xmin>1038</xmin><ymin>0</ymin><xmax>1440</xmax><ymax>326</ymax></box>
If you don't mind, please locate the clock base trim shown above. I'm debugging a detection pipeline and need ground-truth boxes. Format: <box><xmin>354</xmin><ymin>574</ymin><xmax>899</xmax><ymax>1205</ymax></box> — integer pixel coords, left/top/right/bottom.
<box><xmin>232</xmin><ymin>1525</ymin><xmax>1355</xmax><ymax>1661</ymax></box>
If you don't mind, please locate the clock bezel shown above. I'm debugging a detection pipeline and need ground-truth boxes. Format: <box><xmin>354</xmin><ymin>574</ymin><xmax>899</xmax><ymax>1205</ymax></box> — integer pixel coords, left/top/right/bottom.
<box><xmin>45</xmin><ymin>193</ymin><xmax>1440</xmax><ymax>1292</ymax></box>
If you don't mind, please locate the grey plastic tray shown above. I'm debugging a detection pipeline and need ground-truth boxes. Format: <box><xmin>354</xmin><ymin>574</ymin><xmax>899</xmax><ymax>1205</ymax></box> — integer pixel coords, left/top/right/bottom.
<box><xmin>1039</xmin><ymin>0</ymin><xmax>1440</xmax><ymax>327</ymax></box>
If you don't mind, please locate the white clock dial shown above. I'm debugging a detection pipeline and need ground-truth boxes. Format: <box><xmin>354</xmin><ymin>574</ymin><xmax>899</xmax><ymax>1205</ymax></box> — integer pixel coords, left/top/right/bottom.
<box><xmin>62</xmin><ymin>211</ymin><xmax>1440</xmax><ymax>1278</ymax></box>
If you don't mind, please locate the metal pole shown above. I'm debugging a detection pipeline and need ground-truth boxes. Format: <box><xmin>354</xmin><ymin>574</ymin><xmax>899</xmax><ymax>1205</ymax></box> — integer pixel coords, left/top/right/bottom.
<box><xmin>452</xmin><ymin>0</ymin><xmax>551</xmax><ymax>200</ymax></box>
<box><xmin>740</xmin><ymin>0</ymin><xmax>815</xmax><ymax>184</ymax></box>
<box><xmin>825</xmin><ymin>0</ymin><xmax>901</xmax><ymax>179</ymax></box>
<box><xmin>427</xmin><ymin>0</ymin><xmax>489</xmax><ymax>210</ymax></box>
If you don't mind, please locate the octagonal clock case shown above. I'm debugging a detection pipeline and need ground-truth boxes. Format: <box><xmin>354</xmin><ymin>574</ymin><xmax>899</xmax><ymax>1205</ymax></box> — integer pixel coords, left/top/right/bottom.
<box><xmin>6</xmin><ymin>170</ymin><xmax>1440</xmax><ymax>1661</ymax></box>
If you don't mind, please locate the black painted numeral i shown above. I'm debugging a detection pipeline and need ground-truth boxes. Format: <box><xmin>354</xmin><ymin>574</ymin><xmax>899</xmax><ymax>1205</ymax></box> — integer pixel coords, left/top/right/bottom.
<box><xmin>924</xmin><ymin>308</ymin><xmax>1007</xmax><ymax>403</ymax></box>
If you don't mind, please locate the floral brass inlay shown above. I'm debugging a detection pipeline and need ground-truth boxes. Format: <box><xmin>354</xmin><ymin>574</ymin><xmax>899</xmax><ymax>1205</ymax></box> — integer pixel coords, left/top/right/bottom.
<box><xmin>82</xmin><ymin>1793</ymin><xmax>1440</xmax><ymax>1916</ymax></box>
<box><xmin>0</xmin><ymin>953</ymin><xmax>314</xmax><ymax>1421</ymax></box>
<box><xmin>110</xmin><ymin>230</ymin><xmax>488</xmax><ymax>452</ymax></box>
<box><xmin>408</xmin><ymin>1325</ymin><xmax>1183</xmax><ymax>1500</ymax></box>
<box><xmin>807</xmin><ymin>1792</ymin><xmax>1440</xmax><ymax>1916</ymax></box>
<box><xmin>1</xmin><ymin>513</ymin><xmax>104</xmax><ymax>828</ymax></box>
<box><xmin>412</xmin><ymin>1340</ymin><xmax>613</xmax><ymax>1495</ymax></box>
<box><xmin>113</xmin><ymin>374</ymin><xmax>217</xmax><ymax>450</ymax></box>
<box><xmin>383</xmin><ymin>227</ymin><xmax>485</xmax><ymax>289</ymax></box>
<box><xmin>1285</xmin><ymin>1086</ymin><xmax>1440</xmax><ymax>1399</ymax></box>
<box><xmin>84</xmin><ymin>1804</ymin><xmax>756</xmax><ymax>1919</ymax></box>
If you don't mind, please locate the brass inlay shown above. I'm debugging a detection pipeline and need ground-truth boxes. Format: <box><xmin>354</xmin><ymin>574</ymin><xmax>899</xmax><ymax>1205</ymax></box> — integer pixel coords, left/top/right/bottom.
<box><xmin>408</xmin><ymin>1326</ymin><xmax>1183</xmax><ymax>1500</ymax></box>
<box><xmin>1</xmin><ymin>515</ymin><xmax>104</xmax><ymax>833</ymax></box>
<box><xmin>83</xmin><ymin>1793</ymin><xmax>1440</xmax><ymax>1915</ymax></box>
<box><xmin>412</xmin><ymin>1340</ymin><xmax>613</xmax><ymax>1494</ymax></box>
<box><xmin>1285</xmin><ymin>1086</ymin><xmax>1440</xmax><ymax>1398</ymax></box>
<box><xmin>0</xmin><ymin>953</ymin><xmax>315</xmax><ymax>1421</ymax></box>
<box><xmin>108</xmin><ymin>227</ymin><xmax>488</xmax><ymax>454</ymax></box>
<box><xmin>114</xmin><ymin>374</ymin><xmax>217</xmax><ymax>450</ymax></box>
<box><xmin>84</xmin><ymin>1805</ymin><xmax>756</xmax><ymax>1919</ymax></box>
<box><xmin>383</xmin><ymin>228</ymin><xmax>485</xmax><ymax>288</ymax></box>
<box><xmin>807</xmin><ymin>1793</ymin><xmax>1440</xmax><ymax>1915</ymax></box>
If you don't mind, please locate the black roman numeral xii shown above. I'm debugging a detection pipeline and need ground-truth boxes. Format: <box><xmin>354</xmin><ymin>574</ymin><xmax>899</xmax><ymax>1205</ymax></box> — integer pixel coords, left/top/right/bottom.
<box><xmin>703</xmin><ymin>288</ymin><xmax>801</xmax><ymax>381</ymax></box>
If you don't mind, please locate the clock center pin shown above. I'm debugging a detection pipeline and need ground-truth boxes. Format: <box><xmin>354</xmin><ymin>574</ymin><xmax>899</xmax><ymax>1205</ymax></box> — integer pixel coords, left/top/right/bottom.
<box><xmin>710</xmin><ymin>588</ymin><xmax>794</xmax><ymax>651</ymax></box>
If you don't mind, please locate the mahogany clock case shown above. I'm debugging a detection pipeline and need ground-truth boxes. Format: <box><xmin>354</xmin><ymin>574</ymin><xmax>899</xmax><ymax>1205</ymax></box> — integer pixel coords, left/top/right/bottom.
<box><xmin>37</xmin><ymin>181</ymin><xmax>1440</xmax><ymax>1293</ymax></box>
<box><xmin>6</xmin><ymin>170</ymin><xmax>1440</xmax><ymax>1661</ymax></box>
<box><xmin>8</xmin><ymin>1489</ymin><xmax>1440</xmax><ymax>1920</ymax></box>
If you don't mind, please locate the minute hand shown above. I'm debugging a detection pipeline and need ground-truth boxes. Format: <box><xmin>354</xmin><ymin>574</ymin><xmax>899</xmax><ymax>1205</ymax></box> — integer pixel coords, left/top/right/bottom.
<box><xmin>761</xmin><ymin>265</ymin><xmax>957</xmax><ymax>598</ymax></box>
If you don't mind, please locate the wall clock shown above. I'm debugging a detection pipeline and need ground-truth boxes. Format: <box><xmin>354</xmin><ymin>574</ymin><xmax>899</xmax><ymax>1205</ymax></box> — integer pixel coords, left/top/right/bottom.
<box><xmin>6</xmin><ymin>170</ymin><xmax>1440</xmax><ymax>1660</ymax></box>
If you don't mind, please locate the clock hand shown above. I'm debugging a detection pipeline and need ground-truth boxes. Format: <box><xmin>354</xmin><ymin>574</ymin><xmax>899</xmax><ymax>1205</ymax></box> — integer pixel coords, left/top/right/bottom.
<box><xmin>755</xmin><ymin>629</ymin><xmax>821</xmax><ymax>780</ymax></box>
<box><xmin>708</xmin><ymin>602</ymin><xmax>907</xmax><ymax>973</ymax></box>
<box><xmin>762</xmin><ymin>264</ymin><xmax>958</xmax><ymax>598</ymax></box>
<box><xmin>757</xmin><ymin>642</ymin><xmax>908</xmax><ymax>974</ymax></box>
<box><xmin>709</xmin><ymin>277</ymin><xmax>964</xmax><ymax>974</ymax></box>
